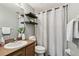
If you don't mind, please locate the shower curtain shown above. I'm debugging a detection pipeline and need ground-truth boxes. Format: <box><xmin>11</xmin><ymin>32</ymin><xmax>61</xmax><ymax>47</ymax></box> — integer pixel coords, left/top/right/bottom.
<box><xmin>35</xmin><ymin>5</ymin><xmax>68</xmax><ymax>56</ymax></box>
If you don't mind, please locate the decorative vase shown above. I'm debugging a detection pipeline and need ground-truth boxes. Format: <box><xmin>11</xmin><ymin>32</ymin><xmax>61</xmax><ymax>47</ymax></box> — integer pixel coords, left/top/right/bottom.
<box><xmin>18</xmin><ymin>33</ymin><xmax>22</xmax><ymax>38</ymax></box>
<box><xmin>22</xmin><ymin>33</ymin><xmax>25</xmax><ymax>40</ymax></box>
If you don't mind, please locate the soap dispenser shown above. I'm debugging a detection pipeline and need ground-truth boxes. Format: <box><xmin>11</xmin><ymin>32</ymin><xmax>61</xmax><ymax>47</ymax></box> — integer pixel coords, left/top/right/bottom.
<box><xmin>0</xmin><ymin>37</ymin><xmax>5</xmax><ymax>46</ymax></box>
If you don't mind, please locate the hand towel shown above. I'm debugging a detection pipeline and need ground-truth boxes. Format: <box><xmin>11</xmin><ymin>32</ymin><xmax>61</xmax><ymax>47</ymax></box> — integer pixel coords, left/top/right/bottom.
<box><xmin>67</xmin><ymin>19</ymin><xmax>75</xmax><ymax>41</ymax></box>
<box><xmin>74</xmin><ymin>21</ymin><xmax>79</xmax><ymax>38</ymax></box>
<box><xmin>2</xmin><ymin>27</ymin><xmax>10</xmax><ymax>35</ymax></box>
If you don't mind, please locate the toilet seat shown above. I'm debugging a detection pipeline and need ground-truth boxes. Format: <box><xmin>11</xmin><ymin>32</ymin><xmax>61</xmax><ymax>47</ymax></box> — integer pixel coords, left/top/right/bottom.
<box><xmin>35</xmin><ymin>46</ymin><xmax>45</xmax><ymax>53</ymax></box>
<box><xmin>35</xmin><ymin>46</ymin><xmax>45</xmax><ymax>51</ymax></box>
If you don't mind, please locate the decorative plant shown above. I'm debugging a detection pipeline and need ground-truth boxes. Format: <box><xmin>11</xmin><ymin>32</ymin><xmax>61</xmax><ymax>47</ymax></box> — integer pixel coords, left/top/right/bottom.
<box><xmin>17</xmin><ymin>27</ymin><xmax>25</xmax><ymax>33</ymax></box>
<box><xmin>21</xmin><ymin>27</ymin><xmax>25</xmax><ymax>33</ymax></box>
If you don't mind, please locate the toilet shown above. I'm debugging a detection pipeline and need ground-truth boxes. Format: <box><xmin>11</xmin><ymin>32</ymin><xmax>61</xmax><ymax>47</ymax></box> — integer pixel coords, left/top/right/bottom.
<box><xmin>29</xmin><ymin>36</ymin><xmax>46</xmax><ymax>56</ymax></box>
<box><xmin>35</xmin><ymin>45</ymin><xmax>45</xmax><ymax>56</ymax></box>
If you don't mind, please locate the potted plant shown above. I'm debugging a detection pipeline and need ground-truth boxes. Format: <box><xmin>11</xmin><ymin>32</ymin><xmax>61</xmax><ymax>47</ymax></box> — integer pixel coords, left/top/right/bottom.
<box><xmin>17</xmin><ymin>27</ymin><xmax>22</xmax><ymax>38</ymax></box>
<box><xmin>21</xmin><ymin>27</ymin><xmax>26</xmax><ymax>40</ymax></box>
<box><xmin>17</xmin><ymin>27</ymin><xmax>25</xmax><ymax>40</ymax></box>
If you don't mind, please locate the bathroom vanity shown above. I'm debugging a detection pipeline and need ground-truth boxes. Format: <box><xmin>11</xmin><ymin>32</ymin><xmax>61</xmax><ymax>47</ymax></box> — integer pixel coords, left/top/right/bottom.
<box><xmin>0</xmin><ymin>40</ymin><xmax>35</xmax><ymax>56</ymax></box>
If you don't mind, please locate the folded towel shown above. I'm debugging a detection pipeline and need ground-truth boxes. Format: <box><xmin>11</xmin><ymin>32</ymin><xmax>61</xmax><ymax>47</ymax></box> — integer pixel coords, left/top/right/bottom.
<box><xmin>29</xmin><ymin>36</ymin><xmax>36</xmax><ymax>41</ymax></box>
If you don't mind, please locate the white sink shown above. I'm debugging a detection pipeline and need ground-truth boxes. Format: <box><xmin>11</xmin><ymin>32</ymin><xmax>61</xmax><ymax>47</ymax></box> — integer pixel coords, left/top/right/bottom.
<box><xmin>4</xmin><ymin>40</ymin><xmax>27</xmax><ymax>49</ymax></box>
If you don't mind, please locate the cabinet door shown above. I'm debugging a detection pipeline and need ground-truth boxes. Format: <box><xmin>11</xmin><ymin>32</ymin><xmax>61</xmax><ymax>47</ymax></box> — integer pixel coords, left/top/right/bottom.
<box><xmin>26</xmin><ymin>43</ymin><xmax>35</xmax><ymax>56</ymax></box>
<box><xmin>8</xmin><ymin>48</ymin><xmax>26</xmax><ymax>56</ymax></box>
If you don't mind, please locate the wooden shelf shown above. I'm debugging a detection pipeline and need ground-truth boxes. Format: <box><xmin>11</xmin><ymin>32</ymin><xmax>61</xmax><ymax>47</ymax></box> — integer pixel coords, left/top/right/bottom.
<box><xmin>25</xmin><ymin>12</ymin><xmax>37</xmax><ymax>19</ymax></box>
<box><xmin>21</xmin><ymin>21</ymin><xmax>38</xmax><ymax>25</ymax></box>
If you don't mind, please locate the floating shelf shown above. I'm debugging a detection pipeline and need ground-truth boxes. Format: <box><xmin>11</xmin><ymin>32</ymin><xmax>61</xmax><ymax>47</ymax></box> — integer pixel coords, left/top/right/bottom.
<box><xmin>25</xmin><ymin>12</ymin><xmax>37</xmax><ymax>19</ymax></box>
<box><xmin>21</xmin><ymin>21</ymin><xmax>38</xmax><ymax>25</ymax></box>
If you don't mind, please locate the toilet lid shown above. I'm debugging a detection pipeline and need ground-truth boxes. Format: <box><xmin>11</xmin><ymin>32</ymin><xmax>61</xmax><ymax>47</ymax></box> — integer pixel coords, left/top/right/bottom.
<box><xmin>35</xmin><ymin>46</ymin><xmax>45</xmax><ymax>51</ymax></box>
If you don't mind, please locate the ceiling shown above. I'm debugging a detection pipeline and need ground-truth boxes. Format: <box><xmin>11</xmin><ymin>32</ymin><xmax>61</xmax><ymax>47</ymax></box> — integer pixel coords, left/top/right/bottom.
<box><xmin>0</xmin><ymin>3</ymin><xmax>66</xmax><ymax>13</ymax></box>
<box><xmin>28</xmin><ymin>3</ymin><xmax>65</xmax><ymax>13</ymax></box>
<box><xmin>0</xmin><ymin>3</ymin><xmax>24</xmax><ymax>13</ymax></box>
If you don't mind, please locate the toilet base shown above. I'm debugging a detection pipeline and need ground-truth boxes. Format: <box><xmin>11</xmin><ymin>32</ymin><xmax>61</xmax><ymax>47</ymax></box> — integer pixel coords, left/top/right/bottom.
<box><xmin>36</xmin><ymin>53</ymin><xmax>44</xmax><ymax>56</ymax></box>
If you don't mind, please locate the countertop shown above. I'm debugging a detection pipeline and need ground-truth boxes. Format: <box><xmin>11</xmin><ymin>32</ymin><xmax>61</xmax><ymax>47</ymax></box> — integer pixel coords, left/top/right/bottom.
<box><xmin>0</xmin><ymin>40</ymin><xmax>35</xmax><ymax>56</ymax></box>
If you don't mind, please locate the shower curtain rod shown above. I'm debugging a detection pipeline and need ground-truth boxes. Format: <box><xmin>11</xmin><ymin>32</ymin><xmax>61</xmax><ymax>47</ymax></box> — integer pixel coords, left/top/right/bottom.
<box><xmin>38</xmin><ymin>4</ymin><xmax>68</xmax><ymax>14</ymax></box>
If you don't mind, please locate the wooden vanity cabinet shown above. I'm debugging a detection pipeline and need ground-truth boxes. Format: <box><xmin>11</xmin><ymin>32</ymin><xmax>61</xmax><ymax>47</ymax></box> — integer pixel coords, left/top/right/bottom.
<box><xmin>7</xmin><ymin>48</ymin><xmax>26</xmax><ymax>56</ymax></box>
<box><xmin>26</xmin><ymin>42</ymin><xmax>35</xmax><ymax>56</ymax></box>
<box><xmin>7</xmin><ymin>41</ymin><xmax>35</xmax><ymax>56</ymax></box>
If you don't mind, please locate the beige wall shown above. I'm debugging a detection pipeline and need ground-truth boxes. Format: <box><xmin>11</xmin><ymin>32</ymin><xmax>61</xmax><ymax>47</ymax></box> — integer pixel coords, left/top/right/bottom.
<box><xmin>68</xmin><ymin>3</ymin><xmax>79</xmax><ymax>22</ymax></box>
<box><xmin>0</xmin><ymin>3</ymin><xmax>35</xmax><ymax>39</ymax></box>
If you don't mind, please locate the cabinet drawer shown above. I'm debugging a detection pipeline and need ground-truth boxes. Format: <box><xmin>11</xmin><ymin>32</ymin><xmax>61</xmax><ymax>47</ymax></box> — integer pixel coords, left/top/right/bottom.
<box><xmin>7</xmin><ymin>48</ymin><xmax>25</xmax><ymax>56</ymax></box>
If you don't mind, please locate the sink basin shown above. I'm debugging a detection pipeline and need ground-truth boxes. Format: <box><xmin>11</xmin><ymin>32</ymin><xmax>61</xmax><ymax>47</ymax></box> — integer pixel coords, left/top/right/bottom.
<box><xmin>4</xmin><ymin>40</ymin><xmax>27</xmax><ymax>49</ymax></box>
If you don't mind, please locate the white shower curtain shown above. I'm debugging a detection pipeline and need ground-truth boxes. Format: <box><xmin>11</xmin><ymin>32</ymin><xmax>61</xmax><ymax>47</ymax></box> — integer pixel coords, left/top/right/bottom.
<box><xmin>55</xmin><ymin>7</ymin><xmax>65</xmax><ymax>56</ymax></box>
<box><xmin>47</xmin><ymin>9</ymin><xmax>56</xmax><ymax>56</ymax></box>
<box><xmin>35</xmin><ymin>5</ymin><xmax>68</xmax><ymax>56</ymax></box>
